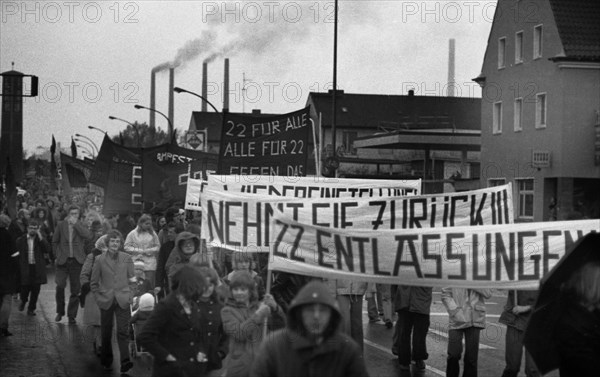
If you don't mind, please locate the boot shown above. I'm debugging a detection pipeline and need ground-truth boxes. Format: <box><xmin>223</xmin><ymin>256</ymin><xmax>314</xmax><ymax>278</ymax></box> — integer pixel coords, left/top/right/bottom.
<box><xmin>399</xmin><ymin>364</ymin><xmax>411</xmax><ymax>377</ymax></box>
<box><xmin>411</xmin><ymin>360</ymin><xmax>426</xmax><ymax>377</ymax></box>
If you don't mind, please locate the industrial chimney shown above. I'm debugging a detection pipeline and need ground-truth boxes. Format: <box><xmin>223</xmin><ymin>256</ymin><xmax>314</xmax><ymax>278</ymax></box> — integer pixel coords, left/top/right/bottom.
<box><xmin>150</xmin><ymin>71</ymin><xmax>156</xmax><ymax>128</ymax></box>
<box><xmin>168</xmin><ymin>67</ymin><xmax>175</xmax><ymax>138</ymax></box>
<box><xmin>447</xmin><ymin>38</ymin><xmax>456</xmax><ymax>97</ymax></box>
<box><xmin>202</xmin><ymin>62</ymin><xmax>208</xmax><ymax>112</ymax></box>
<box><xmin>223</xmin><ymin>58</ymin><xmax>230</xmax><ymax>111</ymax></box>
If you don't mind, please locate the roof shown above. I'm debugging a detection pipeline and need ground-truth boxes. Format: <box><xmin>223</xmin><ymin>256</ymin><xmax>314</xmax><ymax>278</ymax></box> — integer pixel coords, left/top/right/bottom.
<box><xmin>549</xmin><ymin>0</ymin><xmax>600</xmax><ymax>61</ymax></box>
<box><xmin>306</xmin><ymin>91</ymin><xmax>481</xmax><ymax>131</ymax></box>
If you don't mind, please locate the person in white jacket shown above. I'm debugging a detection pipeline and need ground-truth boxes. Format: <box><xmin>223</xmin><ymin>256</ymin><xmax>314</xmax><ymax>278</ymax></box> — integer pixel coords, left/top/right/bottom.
<box><xmin>441</xmin><ymin>287</ymin><xmax>493</xmax><ymax>377</ymax></box>
<box><xmin>124</xmin><ymin>214</ymin><xmax>160</xmax><ymax>288</ymax></box>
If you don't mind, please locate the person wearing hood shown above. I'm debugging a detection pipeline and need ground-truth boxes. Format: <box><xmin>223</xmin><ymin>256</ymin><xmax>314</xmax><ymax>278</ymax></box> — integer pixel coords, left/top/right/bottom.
<box><xmin>221</xmin><ymin>271</ymin><xmax>284</xmax><ymax>377</ymax></box>
<box><xmin>250</xmin><ymin>280</ymin><xmax>368</xmax><ymax>377</ymax></box>
<box><xmin>164</xmin><ymin>232</ymin><xmax>200</xmax><ymax>289</ymax></box>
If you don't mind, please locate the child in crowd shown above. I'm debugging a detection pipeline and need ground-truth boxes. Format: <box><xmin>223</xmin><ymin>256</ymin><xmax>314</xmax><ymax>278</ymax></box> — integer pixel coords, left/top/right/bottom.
<box><xmin>132</xmin><ymin>261</ymin><xmax>153</xmax><ymax>309</ymax></box>
<box><xmin>130</xmin><ymin>293</ymin><xmax>155</xmax><ymax>351</ymax></box>
<box><xmin>224</xmin><ymin>252</ymin><xmax>265</xmax><ymax>300</ymax></box>
<box><xmin>221</xmin><ymin>271</ymin><xmax>283</xmax><ymax>377</ymax></box>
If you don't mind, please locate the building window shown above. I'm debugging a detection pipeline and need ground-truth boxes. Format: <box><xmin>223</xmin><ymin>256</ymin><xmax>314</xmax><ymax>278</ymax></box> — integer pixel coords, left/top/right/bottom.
<box><xmin>488</xmin><ymin>178</ymin><xmax>506</xmax><ymax>187</ymax></box>
<box><xmin>342</xmin><ymin>131</ymin><xmax>358</xmax><ymax>155</ymax></box>
<box><xmin>516</xmin><ymin>178</ymin><xmax>534</xmax><ymax>219</ymax></box>
<box><xmin>535</xmin><ymin>93</ymin><xmax>547</xmax><ymax>128</ymax></box>
<box><xmin>493</xmin><ymin>102</ymin><xmax>503</xmax><ymax>134</ymax></box>
<box><xmin>514</xmin><ymin>98</ymin><xmax>523</xmax><ymax>132</ymax></box>
<box><xmin>498</xmin><ymin>37</ymin><xmax>506</xmax><ymax>69</ymax></box>
<box><xmin>533</xmin><ymin>25</ymin><xmax>543</xmax><ymax>59</ymax></box>
<box><xmin>515</xmin><ymin>31</ymin><xmax>523</xmax><ymax>63</ymax></box>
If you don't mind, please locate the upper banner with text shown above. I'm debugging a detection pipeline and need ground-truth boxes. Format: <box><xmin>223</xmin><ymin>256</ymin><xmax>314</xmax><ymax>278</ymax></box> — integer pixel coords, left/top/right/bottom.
<box><xmin>217</xmin><ymin>107</ymin><xmax>311</xmax><ymax>176</ymax></box>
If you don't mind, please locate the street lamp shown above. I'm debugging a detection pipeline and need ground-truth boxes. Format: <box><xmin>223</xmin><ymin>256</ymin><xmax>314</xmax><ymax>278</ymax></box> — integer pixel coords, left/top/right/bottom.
<box><xmin>74</xmin><ymin>138</ymin><xmax>97</xmax><ymax>158</ymax></box>
<box><xmin>173</xmin><ymin>87</ymin><xmax>221</xmax><ymax>114</ymax></box>
<box><xmin>88</xmin><ymin>125</ymin><xmax>106</xmax><ymax>135</ymax></box>
<box><xmin>74</xmin><ymin>133</ymin><xmax>99</xmax><ymax>154</ymax></box>
<box><xmin>76</xmin><ymin>144</ymin><xmax>94</xmax><ymax>158</ymax></box>
<box><xmin>109</xmin><ymin>115</ymin><xmax>141</xmax><ymax>147</ymax></box>
<box><xmin>134</xmin><ymin>104</ymin><xmax>173</xmax><ymax>141</ymax></box>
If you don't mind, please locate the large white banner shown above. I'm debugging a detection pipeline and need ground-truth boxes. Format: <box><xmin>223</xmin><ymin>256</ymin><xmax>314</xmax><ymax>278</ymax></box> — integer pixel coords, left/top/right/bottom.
<box><xmin>202</xmin><ymin>184</ymin><xmax>514</xmax><ymax>252</ymax></box>
<box><xmin>185</xmin><ymin>175</ymin><xmax>422</xmax><ymax>211</ymax></box>
<box><xmin>269</xmin><ymin>214</ymin><xmax>600</xmax><ymax>289</ymax></box>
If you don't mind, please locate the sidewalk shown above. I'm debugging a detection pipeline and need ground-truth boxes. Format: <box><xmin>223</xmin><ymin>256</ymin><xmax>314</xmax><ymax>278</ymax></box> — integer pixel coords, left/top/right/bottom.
<box><xmin>0</xmin><ymin>268</ymin><xmax>152</xmax><ymax>377</ymax></box>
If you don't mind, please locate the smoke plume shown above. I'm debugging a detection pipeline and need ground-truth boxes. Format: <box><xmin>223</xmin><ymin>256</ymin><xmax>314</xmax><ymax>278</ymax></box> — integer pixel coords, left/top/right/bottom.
<box><xmin>153</xmin><ymin>1</ymin><xmax>380</xmax><ymax>71</ymax></box>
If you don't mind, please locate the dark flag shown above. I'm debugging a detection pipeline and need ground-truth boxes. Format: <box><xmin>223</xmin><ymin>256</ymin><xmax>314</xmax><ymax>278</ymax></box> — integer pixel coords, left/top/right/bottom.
<box><xmin>70</xmin><ymin>137</ymin><xmax>77</xmax><ymax>158</ymax></box>
<box><xmin>60</xmin><ymin>153</ymin><xmax>93</xmax><ymax>188</ymax></box>
<box><xmin>50</xmin><ymin>135</ymin><xmax>58</xmax><ymax>191</ymax></box>
<box><xmin>141</xmin><ymin>144</ymin><xmax>218</xmax><ymax>205</ymax></box>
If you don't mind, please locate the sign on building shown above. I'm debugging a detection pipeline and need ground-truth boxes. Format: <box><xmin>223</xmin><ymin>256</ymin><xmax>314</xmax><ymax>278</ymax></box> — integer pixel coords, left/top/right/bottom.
<box><xmin>184</xmin><ymin>130</ymin><xmax>207</xmax><ymax>151</ymax></box>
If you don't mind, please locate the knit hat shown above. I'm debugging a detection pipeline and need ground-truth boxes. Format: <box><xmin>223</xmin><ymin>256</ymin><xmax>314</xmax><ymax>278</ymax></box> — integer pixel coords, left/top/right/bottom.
<box><xmin>134</xmin><ymin>261</ymin><xmax>145</xmax><ymax>271</ymax></box>
<box><xmin>138</xmin><ymin>293</ymin><xmax>155</xmax><ymax>311</ymax></box>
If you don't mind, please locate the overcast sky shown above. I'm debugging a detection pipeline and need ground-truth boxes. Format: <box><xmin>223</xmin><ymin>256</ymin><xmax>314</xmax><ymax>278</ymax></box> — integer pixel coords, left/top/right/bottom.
<box><xmin>1</xmin><ymin>0</ymin><xmax>495</xmax><ymax>155</ymax></box>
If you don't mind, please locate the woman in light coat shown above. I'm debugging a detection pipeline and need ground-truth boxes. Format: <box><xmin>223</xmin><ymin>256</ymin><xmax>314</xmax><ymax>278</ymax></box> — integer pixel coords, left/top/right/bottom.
<box><xmin>441</xmin><ymin>287</ymin><xmax>493</xmax><ymax>377</ymax></box>
<box><xmin>124</xmin><ymin>214</ymin><xmax>160</xmax><ymax>288</ymax></box>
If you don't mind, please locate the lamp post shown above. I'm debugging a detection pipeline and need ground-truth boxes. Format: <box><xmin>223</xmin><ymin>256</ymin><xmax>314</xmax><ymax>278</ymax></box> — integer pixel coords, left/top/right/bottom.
<box><xmin>74</xmin><ymin>138</ymin><xmax>97</xmax><ymax>158</ymax></box>
<box><xmin>329</xmin><ymin>0</ymin><xmax>339</xmax><ymax>177</ymax></box>
<box><xmin>76</xmin><ymin>144</ymin><xmax>94</xmax><ymax>159</ymax></box>
<box><xmin>109</xmin><ymin>115</ymin><xmax>141</xmax><ymax>147</ymax></box>
<box><xmin>173</xmin><ymin>87</ymin><xmax>221</xmax><ymax>114</ymax></box>
<box><xmin>134</xmin><ymin>104</ymin><xmax>173</xmax><ymax>141</ymax></box>
<box><xmin>88</xmin><ymin>125</ymin><xmax>106</xmax><ymax>135</ymax></box>
<box><xmin>74</xmin><ymin>133</ymin><xmax>99</xmax><ymax>155</ymax></box>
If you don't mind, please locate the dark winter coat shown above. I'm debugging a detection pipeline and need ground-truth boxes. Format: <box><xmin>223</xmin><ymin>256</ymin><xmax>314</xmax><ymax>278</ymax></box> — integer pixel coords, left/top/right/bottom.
<box><xmin>16</xmin><ymin>234</ymin><xmax>50</xmax><ymax>285</ymax></box>
<box><xmin>498</xmin><ymin>290</ymin><xmax>537</xmax><ymax>331</ymax></box>
<box><xmin>250</xmin><ymin>281</ymin><xmax>369</xmax><ymax>377</ymax></box>
<box><xmin>555</xmin><ymin>298</ymin><xmax>600</xmax><ymax>376</ymax></box>
<box><xmin>394</xmin><ymin>285</ymin><xmax>433</xmax><ymax>314</ymax></box>
<box><xmin>197</xmin><ymin>294</ymin><xmax>228</xmax><ymax>372</ymax></box>
<box><xmin>270</xmin><ymin>272</ymin><xmax>311</xmax><ymax>313</ymax></box>
<box><xmin>155</xmin><ymin>240</ymin><xmax>175</xmax><ymax>292</ymax></box>
<box><xmin>8</xmin><ymin>220</ymin><xmax>26</xmax><ymax>243</ymax></box>
<box><xmin>0</xmin><ymin>227</ymin><xmax>19</xmax><ymax>294</ymax></box>
<box><xmin>138</xmin><ymin>292</ymin><xmax>225</xmax><ymax>377</ymax></box>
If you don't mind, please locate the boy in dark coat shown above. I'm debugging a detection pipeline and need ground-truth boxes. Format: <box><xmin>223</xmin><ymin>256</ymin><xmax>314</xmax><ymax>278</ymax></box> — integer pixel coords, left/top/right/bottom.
<box><xmin>250</xmin><ymin>280</ymin><xmax>368</xmax><ymax>377</ymax></box>
<box><xmin>16</xmin><ymin>218</ymin><xmax>51</xmax><ymax>316</ymax></box>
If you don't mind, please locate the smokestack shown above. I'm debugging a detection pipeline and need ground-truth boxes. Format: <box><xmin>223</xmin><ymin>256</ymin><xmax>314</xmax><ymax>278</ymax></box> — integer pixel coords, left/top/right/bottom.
<box><xmin>168</xmin><ymin>67</ymin><xmax>174</xmax><ymax>138</ymax></box>
<box><xmin>150</xmin><ymin>71</ymin><xmax>156</xmax><ymax>128</ymax></box>
<box><xmin>447</xmin><ymin>38</ymin><xmax>456</xmax><ymax>97</ymax></box>
<box><xmin>223</xmin><ymin>58</ymin><xmax>230</xmax><ymax>111</ymax></box>
<box><xmin>202</xmin><ymin>62</ymin><xmax>208</xmax><ymax>112</ymax></box>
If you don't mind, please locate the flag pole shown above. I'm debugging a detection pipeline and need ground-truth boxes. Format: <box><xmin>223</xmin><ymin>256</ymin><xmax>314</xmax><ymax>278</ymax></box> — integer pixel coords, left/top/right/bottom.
<box><xmin>310</xmin><ymin>117</ymin><xmax>319</xmax><ymax>176</ymax></box>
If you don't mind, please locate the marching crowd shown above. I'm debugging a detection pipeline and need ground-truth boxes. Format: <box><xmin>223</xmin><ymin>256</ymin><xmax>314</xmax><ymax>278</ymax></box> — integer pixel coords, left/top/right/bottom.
<box><xmin>1</xmin><ymin>196</ymin><xmax>599</xmax><ymax>377</ymax></box>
